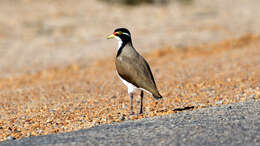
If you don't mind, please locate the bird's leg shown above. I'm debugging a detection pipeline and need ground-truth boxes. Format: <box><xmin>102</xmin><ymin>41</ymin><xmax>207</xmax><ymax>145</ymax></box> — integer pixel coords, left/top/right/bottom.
<box><xmin>139</xmin><ymin>91</ymin><xmax>144</xmax><ymax>114</ymax></box>
<box><xmin>129</xmin><ymin>92</ymin><xmax>134</xmax><ymax>115</ymax></box>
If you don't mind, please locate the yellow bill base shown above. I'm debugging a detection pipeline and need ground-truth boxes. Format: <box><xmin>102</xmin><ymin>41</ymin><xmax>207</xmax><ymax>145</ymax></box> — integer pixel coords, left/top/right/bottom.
<box><xmin>107</xmin><ymin>34</ymin><xmax>115</xmax><ymax>39</ymax></box>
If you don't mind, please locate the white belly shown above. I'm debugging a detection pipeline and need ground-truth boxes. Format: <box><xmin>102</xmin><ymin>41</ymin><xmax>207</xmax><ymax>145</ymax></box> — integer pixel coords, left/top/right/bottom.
<box><xmin>117</xmin><ymin>72</ymin><xmax>152</xmax><ymax>95</ymax></box>
<box><xmin>117</xmin><ymin>73</ymin><xmax>137</xmax><ymax>94</ymax></box>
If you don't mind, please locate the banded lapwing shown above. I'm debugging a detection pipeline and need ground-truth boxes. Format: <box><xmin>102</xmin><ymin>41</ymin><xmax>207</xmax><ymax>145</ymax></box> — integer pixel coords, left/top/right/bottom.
<box><xmin>107</xmin><ymin>28</ymin><xmax>163</xmax><ymax>115</ymax></box>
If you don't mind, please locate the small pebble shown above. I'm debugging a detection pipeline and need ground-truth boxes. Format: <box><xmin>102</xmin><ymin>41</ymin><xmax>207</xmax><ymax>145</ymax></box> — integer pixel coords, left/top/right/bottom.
<box><xmin>236</xmin><ymin>94</ymin><xmax>243</xmax><ymax>100</ymax></box>
<box><xmin>26</xmin><ymin>133</ymin><xmax>31</xmax><ymax>137</ymax></box>
<box><xmin>7</xmin><ymin>136</ymin><xmax>15</xmax><ymax>140</ymax></box>
<box><xmin>120</xmin><ymin>115</ymin><xmax>125</xmax><ymax>121</ymax></box>
<box><xmin>249</xmin><ymin>94</ymin><xmax>256</xmax><ymax>99</ymax></box>
<box><xmin>122</xmin><ymin>104</ymin><xmax>128</xmax><ymax>109</ymax></box>
<box><xmin>111</xmin><ymin>95</ymin><xmax>117</xmax><ymax>99</ymax></box>
<box><xmin>79</xmin><ymin>120</ymin><xmax>85</xmax><ymax>123</ymax></box>
<box><xmin>61</xmin><ymin>86</ymin><xmax>66</xmax><ymax>91</ymax></box>
<box><xmin>49</xmin><ymin>109</ymin><xmax>55</xmax><ymax>113</ymax></box>
<box><xmin>191</xmin><ymin>93</ymin><xmax>197</xmax><ymax>97</ymax></box>
<box><xmin>38</xmin><ymin>130</ymin><xmax>43</xmax><ymax>135</ymax></box>
<box><xmin>215</xmin><ymin>100</ymin><xmax>223</xmax><ymax>105</ymax></box>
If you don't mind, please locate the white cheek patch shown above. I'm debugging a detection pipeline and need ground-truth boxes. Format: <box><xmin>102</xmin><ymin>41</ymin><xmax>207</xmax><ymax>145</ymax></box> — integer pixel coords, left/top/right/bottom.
<box><xmin>115</xmin><ymin>36</ymin><xmax>123</xmax><ymax>50</ymax></box>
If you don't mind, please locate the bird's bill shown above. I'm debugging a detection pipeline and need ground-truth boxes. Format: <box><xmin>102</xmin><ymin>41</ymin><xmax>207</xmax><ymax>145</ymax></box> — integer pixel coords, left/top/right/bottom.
<box><xmin>107</xmin><ymin>34</ymin><xmax>115</xmax><ymax>39</ymax></box>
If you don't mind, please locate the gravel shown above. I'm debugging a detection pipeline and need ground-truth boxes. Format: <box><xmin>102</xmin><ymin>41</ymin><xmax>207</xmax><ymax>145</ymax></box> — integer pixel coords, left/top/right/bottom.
<box><xmin>1</xmin><ymin>0</ymin><xmax>260</xmax><ymax>76</ymax></box>
<box><xmin>1</xmin><ymin>100</ymin><xmax>260</xmax><ymax>146</ymax></box>
<box><xmin>0</xmin><ymin>37</ymin><xmax>259</xmax><ymax>141</ymax></box>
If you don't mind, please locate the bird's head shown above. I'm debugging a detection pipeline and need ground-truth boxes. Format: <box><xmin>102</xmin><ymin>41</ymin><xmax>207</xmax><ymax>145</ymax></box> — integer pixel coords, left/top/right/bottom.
<box><xmin>107</xmin><ymin>28</ymin><xmax>132</xmax><ymax>46</ymax></box>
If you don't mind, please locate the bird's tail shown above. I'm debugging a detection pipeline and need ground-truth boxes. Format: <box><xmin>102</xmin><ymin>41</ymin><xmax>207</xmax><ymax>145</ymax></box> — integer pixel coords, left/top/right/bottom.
<box><xmin>153</xmin><ymin>93</ymin><xmax>163</xmax><ymax>100</ymax></box>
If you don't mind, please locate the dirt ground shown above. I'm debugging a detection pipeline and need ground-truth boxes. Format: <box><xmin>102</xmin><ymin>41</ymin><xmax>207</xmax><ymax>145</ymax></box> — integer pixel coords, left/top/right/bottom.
<box><xmin>0</xmin><ymin>0</ymin><xmax>260</xmax><ymax>141</ymax></box>
<box><xmin>0</xmin><ymin>34</ymin><xmax>259</xmax><ymax>141</ymax></box>
<box><xmin>1</xmin><ymin>0</ymin><xmax>260</xmax><ymax>76</ymax></box>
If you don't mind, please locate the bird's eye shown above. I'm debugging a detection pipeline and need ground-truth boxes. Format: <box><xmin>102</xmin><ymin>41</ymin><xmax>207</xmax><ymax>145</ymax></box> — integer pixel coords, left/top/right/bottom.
<box><xmin>117</xmin><ymin>31</ymin><xmax>123</xmax><ymax>35</ymax></box>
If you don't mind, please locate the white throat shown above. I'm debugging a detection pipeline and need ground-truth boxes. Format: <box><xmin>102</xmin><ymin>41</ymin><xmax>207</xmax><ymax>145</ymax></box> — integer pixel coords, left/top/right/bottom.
<box><xmin>115</xmin><ymin>36</ymin><xmax>123</xmax><ymax>50</ymax></box>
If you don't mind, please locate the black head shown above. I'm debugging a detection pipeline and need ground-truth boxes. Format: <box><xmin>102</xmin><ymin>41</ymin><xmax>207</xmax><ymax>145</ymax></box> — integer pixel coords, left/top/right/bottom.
<box><xmin>107</xmin><ymin>28</ymin><xmax>134</xmax><ymax>56</ymax></box>
<box><xmin>108</xmin><ymin>28</ymin><xmax>132</xmax><ymax>44</ymax></box>
<box><xmin>114</xmin><ymin>28</ymin><xmax>131</xmax><ymax>37</ymax></box>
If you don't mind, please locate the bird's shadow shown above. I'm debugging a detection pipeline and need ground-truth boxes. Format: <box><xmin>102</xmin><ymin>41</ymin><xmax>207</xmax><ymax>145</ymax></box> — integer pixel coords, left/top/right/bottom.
<box><xmin>173</xmin><ymin>106</ymin><xmax>195</xmax><ymax>112</ymax></box>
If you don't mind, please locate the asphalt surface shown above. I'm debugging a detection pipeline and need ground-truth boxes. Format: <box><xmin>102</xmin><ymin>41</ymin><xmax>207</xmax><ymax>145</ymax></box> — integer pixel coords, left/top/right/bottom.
<box><xmin>1</xmin><ymin>100</ymin><xmax>260</xmax><ymax>146</ymax></box>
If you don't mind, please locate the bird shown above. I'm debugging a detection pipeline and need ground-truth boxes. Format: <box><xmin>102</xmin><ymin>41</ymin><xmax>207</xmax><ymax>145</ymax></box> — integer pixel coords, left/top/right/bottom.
<box><xmin>107</xmin><ymin>28</ymin><xmax>163</xmax><ymax>115</ymax></box>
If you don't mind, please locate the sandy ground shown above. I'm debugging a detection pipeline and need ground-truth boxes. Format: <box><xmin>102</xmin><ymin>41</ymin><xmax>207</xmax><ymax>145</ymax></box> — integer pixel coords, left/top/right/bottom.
<box><xmin>0</xmin><ymin>0</ymin><xmax>260</xmax><ymax>142</ymax></box>
<box><xmin>0</xmin><ymin>34</ymin><xmax>259</xmax><ymax>141</ymax></box>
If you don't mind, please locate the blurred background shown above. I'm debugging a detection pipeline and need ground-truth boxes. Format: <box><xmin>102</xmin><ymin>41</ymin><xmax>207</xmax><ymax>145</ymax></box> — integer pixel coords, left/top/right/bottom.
<box><xmin>0</xmin><ymin>0</ymin><xmax>260</xmax><ymax>76</ymax></box>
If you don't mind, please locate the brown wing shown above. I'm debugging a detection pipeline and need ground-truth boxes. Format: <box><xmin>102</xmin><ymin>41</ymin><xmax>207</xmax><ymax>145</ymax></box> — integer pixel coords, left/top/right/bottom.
<box><xmin>116</xmin><ymin>53</ymin><xmax>160</xmax><ymax>97</ymax></box>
